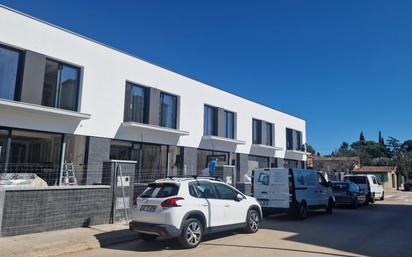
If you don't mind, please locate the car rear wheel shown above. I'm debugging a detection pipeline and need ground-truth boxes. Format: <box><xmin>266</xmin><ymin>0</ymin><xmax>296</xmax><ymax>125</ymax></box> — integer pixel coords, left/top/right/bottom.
<box><xmin>296</xmin><ymin>201</ymin><xmax>308</xmax><ymax>219</ymax></box>
<box><xmin>138</xmin><ymin>233</ymin><xmax>158</xmax><ymax>242</ymax></box>
<box><xmin>179</xmin><ymin>218</ymin><xmax>203</xmax><ymax>249</ymax></box>
<box><xmin>244</xmin><ymin>209</ymin><xmax>260</xmax><ymax>233</ymax></box>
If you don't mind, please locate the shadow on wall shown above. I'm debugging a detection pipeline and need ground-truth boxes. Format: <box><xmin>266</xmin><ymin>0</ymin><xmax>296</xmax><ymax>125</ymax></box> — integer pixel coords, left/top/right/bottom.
<box><xmin>198</xmin><ymin>138</ymin><xmax>238</xmax><ymax>153</ymax></box>
<box><xmin>114</xmin><ymin>126</ymin><xmax>181</xmax><ymax>146</ymax></box>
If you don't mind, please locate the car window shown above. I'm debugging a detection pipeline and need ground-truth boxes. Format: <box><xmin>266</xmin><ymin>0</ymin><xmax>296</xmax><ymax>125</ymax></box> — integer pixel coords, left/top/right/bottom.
<box><xmin>214</xmin><ymin>183</ymin><xmax>237</xmax><ymax>200</ymax></box>
<box><xmin>372</xmin><ymin>177</ymin><xmax>378</xmax><ymax>184</ymax></box>
<box><xmin>140</xmin><ymin>183</ymin><xmax>179</xmax><ymax>198</ymax></box>
<box><xmin>344</xmin><ymin>176</ymin><xmax>366</xmax><ymax>184</ymax></box>
<box><xmin>191</xmin><ymin>182</ymin><xmax>217</xmax><ymax>199</ymax></box>
<box><xmin>189</xmin><ymin>184</ymin><xmax>199</xmax><ymax>198</ymax></box>
<box><xmin>317</xmin><ymin>173</ymin><xmax>327</xmax><ymax>186</ymax></box>
<box><xmin>331</xmin><ymin>183</ymin><xmax>348</xmax><ymax>192</ymax></box>
<box><xmin>349</xmin><ymin>183</ymin><xmax>359</xmax><ymax>193</ymax></box>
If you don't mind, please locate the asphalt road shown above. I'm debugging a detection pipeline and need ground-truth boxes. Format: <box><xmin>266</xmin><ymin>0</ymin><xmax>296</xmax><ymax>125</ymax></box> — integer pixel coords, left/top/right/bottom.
<box><xmin>60</xmin><ymin>191</ymin><xmax>412</xmax><ymax>257</ymax></box>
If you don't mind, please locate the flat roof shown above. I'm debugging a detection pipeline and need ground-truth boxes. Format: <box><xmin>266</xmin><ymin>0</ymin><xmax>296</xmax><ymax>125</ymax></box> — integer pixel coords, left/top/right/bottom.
<box><xmin>0</xmin><ymin>4</ymin><xmax>305</xmax><ymax>122</ymax></box>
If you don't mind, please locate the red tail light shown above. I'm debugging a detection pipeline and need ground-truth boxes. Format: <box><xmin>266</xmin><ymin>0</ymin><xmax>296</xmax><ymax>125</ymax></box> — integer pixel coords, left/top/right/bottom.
<box><xmin>161</xmin><ymin>197</ymin><xmax>184</xmax><ymax>207</ymax></box>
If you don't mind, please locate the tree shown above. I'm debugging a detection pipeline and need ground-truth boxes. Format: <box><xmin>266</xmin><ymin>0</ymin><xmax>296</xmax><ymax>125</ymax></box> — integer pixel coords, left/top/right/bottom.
<box><xmin>335</xmin><ymin>142</ymin><xmax>355</xmax><ymax>157</ymax></box>
<box><xmin>401</xmin><ymin>140</ymin><xmax>412</xmax><ymax>153</ymax></box>
<box><xmin>360</xmin><ymin>132</ymin><xmax>365</xmax><ymax>141</ymax></box>
<box><xmin>378</xmin><ymin>131</ymin><xmax>384</xmax><ymax>145</ymax></box>
<box><xmin>351</xmin><ymin>140</ymin><xmax>391</xmax><ymax>165</ymax></box>
<box><xmin>387</xmin><ymin>137</ymin><xmax>401</xmax><ymax>156</ymax></box>
<box><xmin>306</xmin><ymin>144</ymin><xmax>316</xmax><ymax>154</ymax></box>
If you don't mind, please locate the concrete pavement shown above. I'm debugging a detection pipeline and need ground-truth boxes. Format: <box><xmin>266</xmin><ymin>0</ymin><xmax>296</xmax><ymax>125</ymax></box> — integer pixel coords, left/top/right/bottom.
<box><xmin>58</xmin><ymin>191</ymin><xmax>412</xmax><ymax>257</ymax></box>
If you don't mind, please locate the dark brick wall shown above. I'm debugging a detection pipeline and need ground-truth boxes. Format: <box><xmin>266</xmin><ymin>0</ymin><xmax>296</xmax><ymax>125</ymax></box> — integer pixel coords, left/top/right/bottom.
<box><xmin>85</xmin><ymin>136</ymin><xmax>111</xmax><ymax>185</ymax></box>
<box><xmin>1</xmin><ymin>187</ymin><xmax>112</xmax><ymax>237</ymax></box>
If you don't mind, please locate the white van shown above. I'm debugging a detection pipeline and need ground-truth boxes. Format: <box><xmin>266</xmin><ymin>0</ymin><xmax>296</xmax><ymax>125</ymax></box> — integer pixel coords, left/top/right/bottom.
<box><xmin>252</xmin><ymin>168</ymin><xmax>335</xmax><ymax>219</ymax></box>
<box><xmin>342</xmin><ymin>174</ymin><xmax>384</xmax><ymax>203</ymax></box>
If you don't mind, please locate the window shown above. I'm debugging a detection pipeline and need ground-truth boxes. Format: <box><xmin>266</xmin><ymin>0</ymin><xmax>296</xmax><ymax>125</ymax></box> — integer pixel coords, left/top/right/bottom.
<box><xmin>192</xmin><ymin>182</ymin><xmax>217</xmax><ymax>199</ymax></box>
<box><xmin>252</xmin><ymin>119</ymin><xmax>261</xmax><ymax>144</ymax></box>
<box><xmin>0</xmin><ymin>45</ymin><xmax>21</xmax><ymax>101</ymax></box>
<box><xmin>125</xmin><ymin>83</ymin><xmax>147</xmax><ymax>123</ymax></box>
<box><xmin>266</xmin><ymin>123</ymin><xmax>273</xmax><ymax>146</ymax></box>
<box><xmin>224</xmin><ymin>110</ymin><xmax>234</xmax><ymax>139</ymax></box>
<box><xmin>204</xmin><ymin>105</ymin><xmax>217</xmax><ymax>136</ymax></box>
<box><xmin>42</xmin><ymin>59</ymin><xmax>80</xmax><ymax>111</ymax></box>
<box><xmin>214</xmin><ymin>183</ymin><xmax>237</xmax><ymax>200</ymax></box>
<box><xmin>159</xmin><ymin>92</ymin><xmax>177</xmax><ymax>129</ymax></box>
<box><xmin>286</xmin><ymin>128</ymin><xmax>293</xmax><ymax>150</ymax></box>
<box><xmin>140</xmin><ymin>183</ymin><xmax>179</xmax><ymax>198</ymax></box>
<box><xmin>296</xmin><ymin>130</ymin><xmax>302</xmax><ymax>150</ymax></box>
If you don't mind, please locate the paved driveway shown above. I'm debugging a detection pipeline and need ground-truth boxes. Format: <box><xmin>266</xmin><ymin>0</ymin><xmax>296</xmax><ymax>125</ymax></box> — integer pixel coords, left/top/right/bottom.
<box><xmin>61</xmin><ymin>191</ymin><xmax>412</xmax><ymax>257</ymax></box>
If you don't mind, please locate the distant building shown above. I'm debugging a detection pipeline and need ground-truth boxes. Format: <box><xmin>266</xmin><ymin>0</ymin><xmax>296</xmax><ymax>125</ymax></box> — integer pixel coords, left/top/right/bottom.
<box><xmin>353</xmin><ymin>166</ymin><xmax>399</xmax><ymax>190</ymax></box>
<box><xmin>308</xmin><ymin>156</ymin><xmax>360</xmax><ymax>181</ymax></box>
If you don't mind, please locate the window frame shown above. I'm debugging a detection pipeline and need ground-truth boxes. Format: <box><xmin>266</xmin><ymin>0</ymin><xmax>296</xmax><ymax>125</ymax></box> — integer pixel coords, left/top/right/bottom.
<box><xmin>159</xmin><ymin>91</ymin><xmax>178</xmax><ymax>129</ymax></box>
<box><xmin>125</xmin><ymin>82</ymin><xmax>148</xmax><ymax>123</ymax></box>
<box><xmin>42</xmin><ymin>58</ymin><xmax>81</xmax><ymax>111</ymax></box>
<box><xmin>203</xmin><ymin>105</ymin><xmax>217</xmax><ymax>136</ymax></box>
<box><xmin>224</xmin><ymin>110</ymin><xmax>235</xmax><ymax>139</ymax></box>
<box><xmin>0</xmin><ymin>43</ymin><xmax>24</xmax><ymax>101</ymax></box>
<box><xmin>265</xmin><ymin>122</ymin><xmax>273</xmax><ymax>146</ymax></box>
<box><xmin>252</xmin><ymin>119</ymin><xmax>262</xmax><ymax>144</ymax></box>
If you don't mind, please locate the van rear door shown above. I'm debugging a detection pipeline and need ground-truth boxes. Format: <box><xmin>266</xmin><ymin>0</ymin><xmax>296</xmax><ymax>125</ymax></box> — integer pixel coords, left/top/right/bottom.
<box><xmin>254</xmin><ymin>168</ymin><xmax>290</xmax><ymax>209</ymax></box>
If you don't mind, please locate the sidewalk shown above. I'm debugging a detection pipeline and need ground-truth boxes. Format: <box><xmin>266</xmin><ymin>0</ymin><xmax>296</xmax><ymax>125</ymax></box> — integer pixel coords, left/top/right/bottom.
<box><xmin>0</xmin><ymin>224</ymin><xmax>139</xmax><ymax>257</ymax></box>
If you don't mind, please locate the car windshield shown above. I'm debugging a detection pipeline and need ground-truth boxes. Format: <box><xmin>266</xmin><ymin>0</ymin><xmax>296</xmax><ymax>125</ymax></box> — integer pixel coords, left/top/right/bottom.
<box><xmin>344</xmin><ymin>176</ymin><xmax>367</xmax><ymax>184</ymax></box>
<box><xmin>140</xmin><ymin>183</ymin><xmax>179</xmax><ymax>198</ymax></box>
<box><xmin>332</xmin><ymin>183</ymin><xmax>349</xmax><ymax>192</ymax></box>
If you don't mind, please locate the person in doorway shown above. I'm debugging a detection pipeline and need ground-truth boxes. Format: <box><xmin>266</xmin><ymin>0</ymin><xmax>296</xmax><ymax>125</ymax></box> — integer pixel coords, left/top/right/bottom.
<box><xmin>209</xmin><ymin>158</ymin><xmax>217</xmax><ymax>177</ymax></box>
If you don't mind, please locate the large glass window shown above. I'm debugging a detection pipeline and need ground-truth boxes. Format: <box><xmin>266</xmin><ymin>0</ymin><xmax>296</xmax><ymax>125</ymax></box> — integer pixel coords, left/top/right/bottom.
<box><xmin>196</xmin><ymin>149</ymin><xmax>228</xmax><ymax>173</ymax></box>
<box><xmin>42</xmin><ymin>59</ymin><xmax>80</xmax><ymax>111</ymax></box>
<box><xmin>296</xmin><ymin>130</ymin><xmax>302</xmax><ymax>150</ymax></box>
<box><xmin>124</xmin><ymin>83</ymin><xmax>147</xmax><ymax>123</ymax></box>
<box><xmin>286</xmin><ymin>128</ymin><xmax>294</xmax><ymax>150</ymax></box>
<box><xmin>252</xmin><ymin>119</ymin><xmax>261</xmax><ymax>144</ymax></box>
<box><xmin>204</xmin><ymin>105</ymin><xmax>217</xmax><ymax>136</ymax></box>
<box><xmin>0</xmin><ymin>130</ymin><xmax>9</xmax><ymax>166</ymax></box>
<box><xmin>266</xmin><ymin>123</ymin><xmax>273</xmax><ymax>146</ymax></box>
<box><xmin>159</xmin><ymin>92</ymin><xmax>177</xmax><ymax>129</ymax></box>
<box><xmin>224</xmin><ymin>110</ymin><xmax>235</xmax><ymax>139</ymax></box>
<box><xmin>0</xmin><ymin>45</ymin><xmax>21</xmax><ymax>100</ymax></box>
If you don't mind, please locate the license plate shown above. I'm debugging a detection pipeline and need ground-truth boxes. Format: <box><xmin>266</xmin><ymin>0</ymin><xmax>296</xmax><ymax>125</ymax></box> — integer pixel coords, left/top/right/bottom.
<box><xmin>140</xmin><ymin>205</ymin><xmax>156</xmax><ymax>212</ymax></box>
<box><xmin>258</xmin><ymin>199</ymin><xmax>269</xmax><ymax>206</ymax></box>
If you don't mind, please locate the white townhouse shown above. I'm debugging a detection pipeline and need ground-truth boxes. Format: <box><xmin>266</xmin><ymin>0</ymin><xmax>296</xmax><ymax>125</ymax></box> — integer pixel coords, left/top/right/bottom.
<box><xmin>0</xmin><ymin>6</ymin><xmax>307</xmax><ymax>188</ymax></box>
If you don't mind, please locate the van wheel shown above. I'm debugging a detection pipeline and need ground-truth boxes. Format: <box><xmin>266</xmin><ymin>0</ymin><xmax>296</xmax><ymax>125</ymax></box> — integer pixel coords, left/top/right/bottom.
<box><xmin>178</xmin><ymin>218</ymin><xmax>203</xmax><ymax>249</ymax></box>
<box><xmin>370</xmin><ymin>193</ymin><xmax>375</xmax><ymax>203</ymax></box>
<box><xmin>244</xmin><ymin>209</ymin><xmax>260</xmax><ymax>233</ymax></box>
<box><xmin>380</xmin><ymin>192</ymin><xmax>385</xmax><ymax>201</ymax></box>
<box><xmin>296</xmin><ymin>201</ymin><xmax>308</xmax><ymax>219</ymax></box>
<box><xmin>138</xmin><ymin>233</ymin><xmax>158</xmax><ymax>242</ymax></box>
<box><xmin>326</xmin><ymin>198</ymin><xmax>334</xmax><ymax>214</ymax></box>
<box><xmin>352</xmin><ymin>198</ymin><xmax>359</xmax><ymax>209</ymax></box>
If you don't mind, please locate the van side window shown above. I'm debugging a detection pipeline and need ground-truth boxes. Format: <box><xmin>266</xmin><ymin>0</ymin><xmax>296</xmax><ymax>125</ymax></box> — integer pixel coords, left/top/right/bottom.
<box><xmin>372</xmin><ymin>177</ymin><xmax>378</xmax><ymax>184</ymax></box>
<box><xmin>317</xmin><ymin>173</ymin><xmax>327</xmax><ymax>185</ymax></box>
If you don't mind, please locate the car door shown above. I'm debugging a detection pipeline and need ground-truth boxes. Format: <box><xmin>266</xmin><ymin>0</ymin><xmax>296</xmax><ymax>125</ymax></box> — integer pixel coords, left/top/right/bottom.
<box><xmin>316</xmin><ymin>172</ymin><xmax>329</xmax><ymax>206</ymax></box>
<box><xmin>213</xmin><ymin>183</ymin><xmax>247</xmax><ymax>225</ymax></box>
<box><xmin>192</xmin><ymin>181</ymin><xmax>226</xmax><ymax>227</ymax></box>
<box><xmin>301</xmin><ymin>171</ymin><xmax>318</xmax><ymax>206</ymax></box>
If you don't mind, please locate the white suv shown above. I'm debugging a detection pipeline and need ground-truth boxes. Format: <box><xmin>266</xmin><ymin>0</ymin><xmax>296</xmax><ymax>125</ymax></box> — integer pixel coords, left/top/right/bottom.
<box><xmin>129</xmin><ymin>177</ymin><xmax>262</xmax><ymax>248</ymax></box>
<box><xmin>343</xmin><ymin>174</ymin><xmax>384</xmax><ymax>203</ymax></box>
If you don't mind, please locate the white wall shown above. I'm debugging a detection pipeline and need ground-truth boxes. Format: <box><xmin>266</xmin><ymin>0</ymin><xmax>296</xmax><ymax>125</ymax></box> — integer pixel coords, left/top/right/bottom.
<box><xmin>0</xmin><ymin>6</ymin><xmax>306</xmax><ymax>160</ymax></box>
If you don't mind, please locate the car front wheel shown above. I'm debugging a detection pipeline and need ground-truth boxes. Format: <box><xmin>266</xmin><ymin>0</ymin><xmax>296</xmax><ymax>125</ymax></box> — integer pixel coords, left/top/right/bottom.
<box><xmin>244</xmin><ymin>209</ymin><xmax>260</xmax><ymax>233</ymax></box>
<box><xmin>179</xmin><ymin>218</ymin><xmax>203</xmax><ymax>249</ymax></box>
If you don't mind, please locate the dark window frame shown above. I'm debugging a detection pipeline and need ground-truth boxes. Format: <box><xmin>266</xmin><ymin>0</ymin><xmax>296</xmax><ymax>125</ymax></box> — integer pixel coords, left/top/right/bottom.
<box><xmin>203</xmin><ymin>105</ymin><xmax>218</xmax><ymax>136</ymax></box>
<box><xmin>265</xmin><ymin>122</ymin><xmax>274</xmax><ymax>146</ymax></box>
<box><xmin>42</xmin><ymin>58</ymin><xmax>81</xmax><ymax>111</ymax></box>
<box><xmin>159</xmin><ymin>91</ymin><xmax>178</xmax><ymax>129</ymax></box>
<box><xmin>0</xmin><ymin>43</ymin><xmax>24</xmax><ymax>101</ymax></box>
<box><xmin>224</xmin><ymin>110</ymin><xmax>235</xmax><ymax>139</ymax></box>
<box><xmin>252</xmin><ymin>119</ymin><xmax>262</xmax><ymax>144</ymax></box>
<box><xmin>124</xmin><ymin>82</ymin><xmax>149</xmax><ymax>123</ymax></box>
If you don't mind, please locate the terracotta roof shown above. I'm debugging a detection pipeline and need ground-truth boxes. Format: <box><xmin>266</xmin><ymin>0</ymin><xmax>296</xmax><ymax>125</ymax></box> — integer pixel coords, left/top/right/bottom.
<box><xmin>353</xmin><ymin>166</ymin><xmax>396</xmax><ymax>173</ymax></box>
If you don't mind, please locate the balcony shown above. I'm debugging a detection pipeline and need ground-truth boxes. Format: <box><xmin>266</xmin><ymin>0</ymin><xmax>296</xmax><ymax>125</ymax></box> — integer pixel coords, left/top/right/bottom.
<box><xmin>201</xmin><ymin>135</ymin><xmax>246</xmax><ymax>145</ymax></box>
<box><xmin>0</xmin><ymin>99</ymin><xmax>91</xmax><ymax>120</ymax></box>
<box><xmin>121</xmin><ymin>122</ymin><xmax>189</xmax><ymax>136</ymax></box>
<box><xmin>251</xmin><ymin>144</ymin><xmax>283</xmax><ymax>151</ymax></box>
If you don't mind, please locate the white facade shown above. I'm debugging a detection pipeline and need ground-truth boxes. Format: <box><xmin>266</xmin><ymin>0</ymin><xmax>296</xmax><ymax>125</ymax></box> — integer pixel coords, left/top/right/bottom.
<box><xmin>0</xmin><ymin>6</ymin><xmax>306</xmax><ymax>162</ymax></box>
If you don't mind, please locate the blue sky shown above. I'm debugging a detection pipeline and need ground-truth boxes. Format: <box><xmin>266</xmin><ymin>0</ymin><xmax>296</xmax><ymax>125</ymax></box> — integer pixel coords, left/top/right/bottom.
<box><xmin>2</xmin><ymin>0</ymin><xmax>411</xmax><ymax>154</ymax></box>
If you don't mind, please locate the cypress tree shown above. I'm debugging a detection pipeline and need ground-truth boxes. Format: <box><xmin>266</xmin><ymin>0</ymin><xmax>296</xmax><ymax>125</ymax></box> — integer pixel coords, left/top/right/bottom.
<box><xmin>360</xmin><ymin>132</ymin><xmax>365</xmax><ymax>141</ymax></box>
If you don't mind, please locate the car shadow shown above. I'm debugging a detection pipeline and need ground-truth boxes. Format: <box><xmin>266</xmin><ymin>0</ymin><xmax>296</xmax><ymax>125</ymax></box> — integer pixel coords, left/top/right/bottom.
<box><xmin>98</xmin><ymin>200</ymin><xmax>412</xmax><ymax>257</ymax></box>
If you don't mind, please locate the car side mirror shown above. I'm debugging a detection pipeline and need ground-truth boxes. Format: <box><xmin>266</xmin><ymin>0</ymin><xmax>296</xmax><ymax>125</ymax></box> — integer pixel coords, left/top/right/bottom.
<box><xmin>235</xmin><ymin>193</ymin><xmax>243</xmax><ymax>202</ymax></box>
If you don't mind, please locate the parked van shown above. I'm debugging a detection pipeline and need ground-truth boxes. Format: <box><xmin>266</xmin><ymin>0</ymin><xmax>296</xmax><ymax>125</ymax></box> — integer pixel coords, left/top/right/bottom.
<box><xmin>252</xmin><ymin>168</ymin><xmax>335</xmax><ymax>219</ymax></box>
<box><xmin>342</xmin><ymin>174</ymin><xmax>384</xmax><ymax>203</ymax></box>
